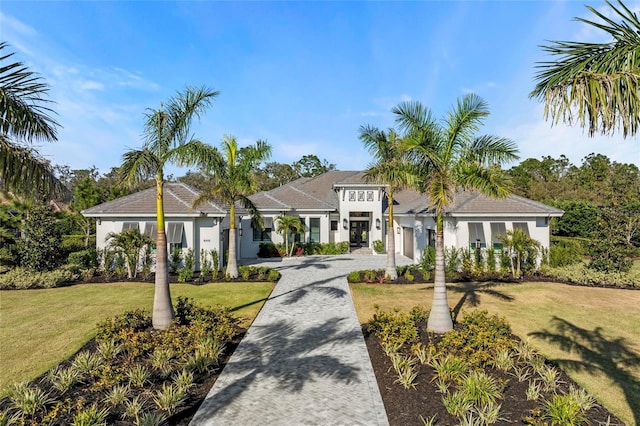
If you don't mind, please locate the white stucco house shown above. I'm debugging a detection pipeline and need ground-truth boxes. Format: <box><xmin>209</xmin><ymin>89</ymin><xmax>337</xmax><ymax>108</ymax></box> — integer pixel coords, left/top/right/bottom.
<box><xmin>82</xmin><ymin>171</ymin><xmax>563</xmax><ymax>269</ymax></box>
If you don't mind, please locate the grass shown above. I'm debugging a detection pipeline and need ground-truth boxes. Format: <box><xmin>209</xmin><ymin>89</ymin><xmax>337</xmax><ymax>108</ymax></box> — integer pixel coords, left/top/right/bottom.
<box><xmin>351</xmin><ymin>281</ymin><xmax>640</xmax><ymax>426</ymax></box>
<box><xmin>0</xmin><ymin>282</ymin><xmax>273</xmax><ymax>390</ymax></box>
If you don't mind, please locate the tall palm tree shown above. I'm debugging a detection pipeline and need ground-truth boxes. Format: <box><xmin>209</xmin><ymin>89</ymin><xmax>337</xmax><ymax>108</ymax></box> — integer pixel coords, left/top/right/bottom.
<box><xmin>120</xmin><ymin>86</ymin><xmax>220</xmax><ymax>330</ymax></box>
<box><xmin>394</xmin><ymin>94</ymin><xmax>519</xmax><ymax>333</ymax></box>
<box><xmin>359</xmin><ymin>126</ymin><xmax>416</xmax><ymax>280</ymax></box>
<box><xmin>0</xmin><ymin>42</ymin><xmax>67</xmax><ymax>199</ymax></box>
<box><xmin>275</xmin><ymin>215</ymin><xmax>306</xmax><ymax>257</ymax></box>
<box><xmin>193</xmin><ymin>135</ymin><xmax>272</xmax><ymax>278</ymax></box>
<box><xmin>530</xmin><ymin>0</ymin><xmax>640</xmax><ymax>138</ymax></box>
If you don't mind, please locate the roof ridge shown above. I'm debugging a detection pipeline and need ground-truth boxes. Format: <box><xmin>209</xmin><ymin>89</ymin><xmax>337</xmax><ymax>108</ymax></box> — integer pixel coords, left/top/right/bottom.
<box><xmin>178</xmin><ymin>182</ymin><xmax>226</xmax><ymax>214</ymax></box>
<box><xmin>165</xmin><ymin>185</ymin><xmax>193</xmax><ymax>212</ymax></box>
<box><xmin>263</xmin><ymin>192</ymin><xmax>292</xmax><ymax>209</ymax></box>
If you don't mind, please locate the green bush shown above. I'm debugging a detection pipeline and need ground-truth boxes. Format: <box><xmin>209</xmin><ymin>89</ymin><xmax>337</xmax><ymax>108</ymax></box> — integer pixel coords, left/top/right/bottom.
<box><xmin>544</xmin><ymin>263</ymin><xmax>639</xmax><ymax>287</ymax></box>
<box><xmin>347</xmin><ymin>271</ymin><xmax>361</xmax><ymax>283</ymax></box>
<box><xmin>368</xmin><ymin>307</ymin><xmax>419</xmax><ymax>349</ymax></box>
<box><xmin>549</xmin><ymin>238</ymin><xmax>583</xmax><ymax>267</ymax></box>
<box><xmin>257</xmin><ymin>242</ymin><xmax>280</xmax><ymax>258</ymax></box>
<box><xmin>169</xmin><ymin>247</ymin><xmax>183</xmax><ymax>273</ymax></box>
<box><xmin>68</xmin><ymin>249</ymin><xmax>98</xmax><ymax>269</ymax></box>
<box><xmin>437</xmin><ymin>310</ymin><xmax>513</xmax><ymax>368</ymax></box>
<box><xmin>267</xmin><ymin>269</ymin><xmax>280</xmax><ymax>282</ymax></box>
<box><xmin>420</xmin><ymin>247</ymin><xmax>436</xmax><ymax>272</ymax></box>
<box><xmin>373</xmin><ymin>240</ymin><xmax>385</xmax><ymax>254</ymax></box>
<box><xmin>0</xmin><ymin>267</ymin><xmax>79</xmax><ymax>289</ymax></box>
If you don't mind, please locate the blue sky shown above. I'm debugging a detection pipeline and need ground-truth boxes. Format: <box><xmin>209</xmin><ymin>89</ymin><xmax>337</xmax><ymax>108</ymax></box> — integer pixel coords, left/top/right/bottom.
<box><xmin>2</xmin><ymin>1</ymin><xmax>639</xmax><ymax>177</ymax></box>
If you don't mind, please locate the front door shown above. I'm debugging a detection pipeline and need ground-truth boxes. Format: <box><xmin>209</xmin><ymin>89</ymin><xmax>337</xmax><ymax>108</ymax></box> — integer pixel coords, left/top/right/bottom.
<box><xmin>350</xmin><ymin>221</ymin><xmax>369</xmax><ymax>247</ymax></box>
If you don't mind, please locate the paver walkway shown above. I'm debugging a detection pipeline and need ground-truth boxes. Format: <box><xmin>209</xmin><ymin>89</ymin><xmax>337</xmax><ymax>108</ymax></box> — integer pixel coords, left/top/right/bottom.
<box><xmin>190</xmin><ymin>255</ymin><xmax>412</xmax><ymax>426</ymax></box>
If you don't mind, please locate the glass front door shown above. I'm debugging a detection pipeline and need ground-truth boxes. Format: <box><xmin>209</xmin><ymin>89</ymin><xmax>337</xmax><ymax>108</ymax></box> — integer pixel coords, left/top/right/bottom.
<box><xmin>350</xmin><ymin>220</ymin><xmax>369</xmax><ymax>247</ymax></box>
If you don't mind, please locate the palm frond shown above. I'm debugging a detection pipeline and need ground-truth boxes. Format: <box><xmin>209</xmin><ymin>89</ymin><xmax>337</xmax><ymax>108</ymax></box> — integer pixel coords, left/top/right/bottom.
<box><xmin>530</xmin><ymin>0</ymin><xmax>640</xmax><ymax>137</ymax></box>
<box><xmin>0</xmin><ymin>135</ymin><xmax>68</xmax><ymax>199</ymax></box>
<box><xmin>445</xmin><ymin>93</ymin><xmax>490</xmax><ymax>152</ymax></box>
<box><xmin>465</xmin><ymin>135</ymin><xmax>520</xmax><ymax>166</ymax></box>
<box><xmin>0</xmin><ymin>42</ymin><xmax>59</xmax><ymax>143</ymax></box>
<box><xmin>119</xmin><ymin>148</ymin><xmax>159</xmax><ymax>188</ymax></box>
<box><xmin>456</xmin><ymin>163</ymin><xmax>513</xmax><ymax>198</ymax></box>
<box><xmin>168</xmin><ymin>140</ymin><xmax>222</xmax><ymax>170</ymax></box>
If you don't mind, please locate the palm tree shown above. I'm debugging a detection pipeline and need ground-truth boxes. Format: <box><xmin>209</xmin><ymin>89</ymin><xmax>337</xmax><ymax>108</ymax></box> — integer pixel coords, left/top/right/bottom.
<box><xmin>193</xmin><ymin>135</ymin><xmax>272</xmax><ymax>278</ymax></box>
<box><xmin>359</xmin><ymin>126</ymin><xmax>416</xmax><ymax>280</ymax></box>
<box><xmin>120</xmin><ymin>86</ymin><xmax>220</xmax><ymax>330</ymax></box>
<box><xmin>500</xmin><ymin>229</ymin><xmax>540</xmax><ymax>278</ymax></box>
<box><xmin>0</xmin><ymin>42</ymin><xmax>67</xmax><ymax>199</ymax></box>
<box><xmin>394</xmin><ymin>94</ymin><xmax>519</xmax><ymax>333</ymax></box>
<box><xmin>275</xmin><ymin>215</ymin><xmax>306</xmax><ymax>257</ymax></box>
<box><xmin>530</xmin><ymin>0</ymin><xmax>640</xmax><ymax>138</ymax></box>
<box><xmin>106</xmin><ymin>228</ymin><xmax>155</xmax><ymax>279</ymax></box>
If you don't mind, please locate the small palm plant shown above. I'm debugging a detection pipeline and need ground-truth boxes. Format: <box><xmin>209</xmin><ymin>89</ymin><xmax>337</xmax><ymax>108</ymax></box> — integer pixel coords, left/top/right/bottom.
<box><xmin>275</xmin><ymin>215</ymin><xmax>306</xmax><ymax>257</ymax></box>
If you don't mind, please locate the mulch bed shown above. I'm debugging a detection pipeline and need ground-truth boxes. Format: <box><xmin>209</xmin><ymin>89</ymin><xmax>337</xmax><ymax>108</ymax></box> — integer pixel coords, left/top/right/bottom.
<box><xmin>363</xmin><ymin>321</ymin><xmax>625</xmax><ymax>425</ymax></box>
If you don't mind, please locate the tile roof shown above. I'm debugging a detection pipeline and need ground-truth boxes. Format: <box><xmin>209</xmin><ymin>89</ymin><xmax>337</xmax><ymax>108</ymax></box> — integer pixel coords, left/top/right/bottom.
<box><xmin>82</xmin><ymin>182</ymin><xmax>227</xmax><ymax>216</ymax></box>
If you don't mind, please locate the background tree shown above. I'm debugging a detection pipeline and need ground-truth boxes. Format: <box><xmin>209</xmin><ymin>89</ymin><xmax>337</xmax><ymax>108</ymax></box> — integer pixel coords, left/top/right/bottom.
<box><xmin>275</xmin><ymin>215</ymin><xmax>306</xmax><ymax>257</ymax></box>
<box><xmin>589</xmin><ymin>208</ymin><xmax>634</xmax><ymax>273</ymax></box>
<box><xmin>120</xmin><ymin>85</ymin><xmax>219</xmax><ymax>330</ymax></box>
<box><xmin>106</xmin><ymin>228</ymin><xmax>155</xmax><ymax>279</ymax></box>
<box><xmin>16</xmin><ymin>203</ymin><xmax>64</xmax><ymax>271</ymax></box>
<box><xmin>253</xmin><ymin>161</ymin><xmax>299</xmax><ymax>191</ymax></box>
<box><xmin>394</xmin><ymin>94</ymin><xmax>519</xmax><ymax>333</ymax></box>
<box><xmin>292</xmin><ymin>154</ymin><xmax>336</xmax><ymax>178</ymax></box>
<box><xmin>193</xmin><ymin>135</ymin><xmax>272</xmax><ymax>278</ymax></box>
<box><xmin>359</xmin><ymin>125</ymin><xmax>414</xmax><ymax>280</ymax></box>
<box><xmin>531</xmin><ymin>0</ymin><xmax>640</xmax><ymax>138</ymax></box>
<box><xmin>0</xmin><ymin>42</ymin><xmax>67</xmax><ymax>199</ymax></box>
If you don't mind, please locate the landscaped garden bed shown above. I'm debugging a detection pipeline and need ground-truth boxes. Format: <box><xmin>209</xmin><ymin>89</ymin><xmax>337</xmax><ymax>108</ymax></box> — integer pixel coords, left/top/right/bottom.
<box><xmin>364</xmin><ymin>308</ymin><xmax>624</xmax><ymax>425</ymax></box>
<box><xmin>0</xmin><ymin>298</ymin><xmax>243</xmax><ymax>425</ymax></box>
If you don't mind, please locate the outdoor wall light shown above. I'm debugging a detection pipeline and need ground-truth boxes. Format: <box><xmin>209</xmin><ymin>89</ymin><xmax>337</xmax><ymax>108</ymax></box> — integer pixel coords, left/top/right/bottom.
<box><xmin>97</xmin><ymin>218</ymin><xmax>101</xmax><ymax>225</ymax></box>
<box><xmin>397</xmin><ymin>226</ymin><xmax>401</xmax><ymax>234</ymax></box>
<box><xmin>239</xmin><ymin>228</ymin><xmax>243</xmax><ymax>237</ymax></box>
<box><xmin>343</xmin><ymin>218</ymin><xmax>348</xmax><ymax>229</ymax></box>
<box><xmin>375</xmin><ymin>218</ymin><xmax>381</xmax><ymax>229</ymax></box>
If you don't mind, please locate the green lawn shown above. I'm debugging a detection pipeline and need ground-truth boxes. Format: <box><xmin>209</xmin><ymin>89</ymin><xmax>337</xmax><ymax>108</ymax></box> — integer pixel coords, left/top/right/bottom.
<box><xmin>351</xmin><ymin>281</ymin><xmax>640</xmax><ymax>426</ymax></box>
<box><xmin>0</xmin><ymin>282</ymin><xmax>273</xmax><ymax>390</ymax></box>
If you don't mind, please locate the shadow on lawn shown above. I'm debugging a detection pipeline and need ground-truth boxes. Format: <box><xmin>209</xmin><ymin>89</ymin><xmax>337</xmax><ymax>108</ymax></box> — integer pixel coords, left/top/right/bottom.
<box><xmin>529</xmin><ymin>316</ymin><xmax>640</xmax><ymax>426</ymax></box>
<box><xmin>449</xmin><ymin>281</ymin><xmax>515</xmax><ymax>321</ymax></box>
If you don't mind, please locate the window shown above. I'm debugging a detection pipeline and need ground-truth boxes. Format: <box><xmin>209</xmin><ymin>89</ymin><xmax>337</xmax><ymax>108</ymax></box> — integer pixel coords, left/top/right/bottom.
<box><xmin>330</xmin><ymin>220</ymin><xmax>338</xmax><ymax>231</ymax></box>
<box><xmin>490</xmin><ymin>222</ymin><xmax>506</xmax><ymax>250</ymax></box>
<box><xmin>468</xmin><ymin>222</ymin><xmax>486</xmax><ymax>250</ymax></box>
<box><xmin>143</xmin><ymin>222</ymin><xmax>157</xmax><ymax>242</ymax></box>
<box><xmin>358</xmin><ymin>191</ymin><xmax>365</xmax><ymax>201</ymax></box>
<box><xmin>122</xmin><ymin>222</ymin><xmax>139</xmax><ymax>232</ymax></box>
<box><xmin>349</xmin><ymin>191</ymin><xmax>356</xmax><ymax>201</ymax></box>
<box><xmin>167</xmin><ymin>222</ymin><xmax>184</xmax><ymax>252</ymax></box>
<box><xmin>309</xmin><ymin>218</ymin><xmax>320</xmax><ymax>242</ymax></box>
<box><xmin>366</xmin><ymin>191</ymin><xmax>374</xmax><ymax>201</ymax></box>
<box><xmin>253</xmin><ymin>227</ymin><xmax>272</xmax><ymax>241</ymax></box>
<box><xmin>513</xmin><ymin>222</ymin><xmax>530</xmax><ymax>236</ymax></box>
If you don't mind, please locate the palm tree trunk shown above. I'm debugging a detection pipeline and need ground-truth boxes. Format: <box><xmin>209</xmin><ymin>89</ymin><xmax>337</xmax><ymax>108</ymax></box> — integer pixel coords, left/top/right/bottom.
<box><xmin>427</xmin><ymin>214</ymin><xmax>453</xmax><ymax>333</ymax></box>
<box><xmin>386</xmin><ymin>193</ymin><xmax>398</xmax><ymax>280</ymax></box>
<box><xmin>226</xmin><ymin>205</ymin><xmax>239</xmax><ymax>278</ymax></box>
<box><xmin>153</xmin><ymin>178</ymin><xmax>174</xmax><ymax>330</ymax></box>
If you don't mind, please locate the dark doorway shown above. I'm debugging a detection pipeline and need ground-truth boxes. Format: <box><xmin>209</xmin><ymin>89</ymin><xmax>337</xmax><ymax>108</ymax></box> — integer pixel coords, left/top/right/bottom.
<box><xmin>350</xmin><ymin>221</ymin><xmax>369</xmax><ymax>247</ymax></box>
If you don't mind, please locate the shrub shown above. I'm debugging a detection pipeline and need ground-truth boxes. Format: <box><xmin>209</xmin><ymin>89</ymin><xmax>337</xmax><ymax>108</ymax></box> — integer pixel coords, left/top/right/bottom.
<box><xmin>367</xmin><ymin>307</ymin><xmax>419</xmax><ymax>349</ymax></box>
<box><xmin>211</xmin><ymin>249</ymin><xmax>220</xmax><ymax>277</ymax></box>
<box><xmin>169</xmin><ymin>247</ymin><xmax>183</xmax><ymax>273</ymax></box>
<box><xmin>421</xmin><ymin>247</ymin><xmax>436</xmax><ymax>272</ymax></box>
<box><xmin>67</xmin><ymin>249</ymin><xmax>98</xmax><ymax>269</ymax></box>
<box><xmin>544</xmin><ymin>263</ymin><xmax>639</xmax><ymax>287</ymax></box>
<box><xmin>257</xmin><ymin>242</ymin><xmax>280</xmax><ymax>258</ymax></box>
<box><xmin>0</xmin><ymin>267</ymin><xmax>79</xmax><ymax>289</ymax></box>
<box><xmin>444</xmin><ymin>247</ymin><xmax>461</xmax><ymax>274</ymax></box>
<box><xmin>267</xmin><ymin>269</ymin><xmax>280</xmax><ymax>282</ymax></box>
<box><xmin>347</xmin><ymin>271</ymin><xmax>361</xmax><ymax>283</ymax></box>
<box><xmin>549</xmin><ymin>238</ymin><xmax>583</xmax><ymax>267</ymax></box>
<box><xmin>373</xmin><ymin>240</ymin><xmax>385</xmax><ymax>254</ymax></box>
<box><xmin>437</xmin><ymin>310</ymin><xmax>513</xmax><ymax>367</ymax></box>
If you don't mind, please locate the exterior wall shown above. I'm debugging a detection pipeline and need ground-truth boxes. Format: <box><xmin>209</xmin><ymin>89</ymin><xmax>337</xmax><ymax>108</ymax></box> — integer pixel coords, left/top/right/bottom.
<box><xmin>336</xmin><ymin>186</ymin><xmax>385</xmax><ymax>249</ymax></box>
<box><xmin>446</xmin><ymin>217</ymin><xmax>552</xmax><ymax>250</ymax></box>
<box><xmin>94</xmin><ymin>216</ymin><xmax>224</xmax><ymax>271</ymax></box>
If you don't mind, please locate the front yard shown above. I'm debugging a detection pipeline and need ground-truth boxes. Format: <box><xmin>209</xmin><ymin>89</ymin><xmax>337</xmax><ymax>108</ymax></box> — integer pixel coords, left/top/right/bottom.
<box><xmin>351</xmin><ymin>281</ymin><xmax>640</xmax><ymax>425</ymax></box>
<box><xmin>0</xmin><ymin>282</ymin><xmax>274</xmax><ymax>390</ymax></box>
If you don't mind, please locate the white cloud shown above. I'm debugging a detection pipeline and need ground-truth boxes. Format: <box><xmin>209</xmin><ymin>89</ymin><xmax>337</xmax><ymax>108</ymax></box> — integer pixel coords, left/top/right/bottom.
<box><xmin>0</xmin><ymin>12</ymin><xmax>37</xmax><ymax>37</ymax></box>
<box><xmin>79</xmin><ymin>80</ymin><xmax>104</xmax><ymax>91</ymax></box>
